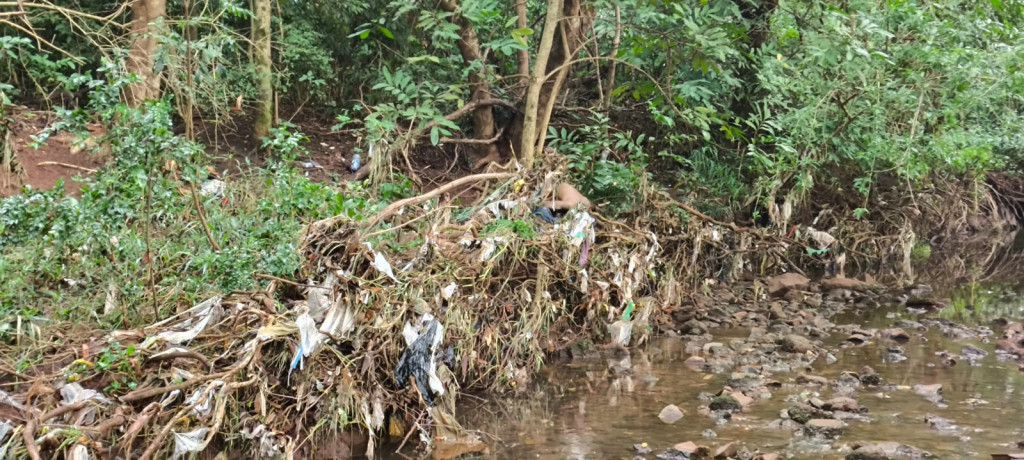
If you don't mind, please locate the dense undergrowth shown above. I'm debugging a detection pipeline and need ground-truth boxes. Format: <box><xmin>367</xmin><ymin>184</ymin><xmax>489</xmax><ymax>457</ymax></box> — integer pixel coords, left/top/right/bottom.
<box><xmin>0</xmin><ymin>68</ymin><xmax>414</xmax><ymax>341</ymax></box>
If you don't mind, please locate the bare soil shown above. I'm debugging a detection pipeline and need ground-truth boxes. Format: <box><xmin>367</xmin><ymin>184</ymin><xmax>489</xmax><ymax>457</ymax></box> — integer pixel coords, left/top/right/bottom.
<box><xmin>2</xmin><ymin>107</ymin><xmax>106</xmax><ymax>198</ymax></box>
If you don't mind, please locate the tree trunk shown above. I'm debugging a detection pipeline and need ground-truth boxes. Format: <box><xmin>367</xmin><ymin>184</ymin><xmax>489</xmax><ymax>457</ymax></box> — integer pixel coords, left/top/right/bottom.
<box><xmin>124</xmin><ymin>0</ymin><xmax>166</xmax><ymax>107</ymax></box>
<box><xmin>515</xmin><ymin>0</ymin><xmax>529</xmax><ymax>86</ymax></box>
<box><xmin>517</xmin><ymin>0</ymin><xmax>593</xmax><ymax>169</ymax></box>
<box><xmin>440</xmin><ymin>0</ymin><xmax>499</xmax><ymax>165</ymax></box>
<box><xmin>518</xmin><ymin>0</ymin><xmax>563</xmax><ymax>170</ymax></box>
<box><xmin>252</xmin><ymin>0</ymin><xmax>273</xmax><ymax>139</ymax></box>
<box><xmin>603</xmin><ymin>6</ymin><xmax>621</xmax><ymax>111</ymax></box>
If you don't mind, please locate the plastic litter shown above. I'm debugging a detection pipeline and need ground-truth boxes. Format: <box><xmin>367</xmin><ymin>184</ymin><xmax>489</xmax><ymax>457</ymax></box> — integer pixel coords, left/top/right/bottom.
<box><xmin>290</xmin><ymin>312</ymin><xmax>325</xmax><ymax>371</ymax></box>
<box><xmin>365</xmin><ymin>243</ymin><xmax>398</xmax><ymax>282</ymax></box>
<box><xmin>145</xmin><ymin>297</ymin><xmax>223</xmax><ymax>348</ymax></box>
<box><xmin>440</xmin><ymin>282</ymin><xmax>457</xmax><ymax>300</ymax></box>
<box><xmin>200</xmin><ymin>179</ymin><xmax>225</xmax><ymax>198</ymax></box>
<box><xmin>0</xmin><ymin>420</ymin><xmax>12</xmax><ymax>443</ymax></box>
<box><xmin>61</xmin><ymin>383</ymin><xmax>110</xmax><ymax>406</ymax></box>
<box><xmin>172</xmin><ymin>427</ymin><xmax>211</xmax><ymax>458</ymax></box>
<box><xmin>395</xmin><ymin>313</ymin><xmax>445</xmax><ymax>405</ymax></box>
<box><xmin>320</xmin><ymin>299</ymin><xmax>356</xmax><ymax>339</ymax></box>
<box><xmin>69</xmin><ymin>444</ymin><xmax>90</xmax><ymax>460</ymax></box>
<box><xmin>533</xmin><ymin>206</ymin><xmax>557</xmax><ymax>224</ymax></box>
<box><xmin>0</xmin><ymin>390</ymin><xmax>26</xmax><ymax>412</ymax></box>
<box><xmin>350</xmin><ymin>154</ymin><xmax>362</xmax><ymax>171</ymax></box>
<box><xmin>183</xmin><ymin>381</ymin><xmax>222</xmax><ymax>418</ymax></box>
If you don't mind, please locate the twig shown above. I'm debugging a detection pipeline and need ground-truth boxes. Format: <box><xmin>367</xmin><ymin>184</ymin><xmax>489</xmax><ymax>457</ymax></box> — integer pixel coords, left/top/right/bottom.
<box><xmin>396</xmin><ymin>410</ymin><xmax>426</xmax><ymax>453</ymax></box>
<box><xmin>138</xmin><ymin>383</ymin><xmax>217</xmax><ymax>460</ymax></box>
<box><xmin>22</xmin><ymin>401</ymin><xmax>89</xmax><ymax>460</ymax></box>
<box><xmin>35</xmin><ymin>161</ymin><xmax>97</xmax><ymax>173</ymax></box>
<box><xmin>254</xmin><ymin>273</ymin><xmax>332</xmax><ymax>290</ymax></box>
<box><xmin>189</xmin><ymin>181</ymin><xmax>222</xmax><ymax>251</ymax></box>
<box><xmin>439</xmin><ymin>127</ymin><xmax>505</xmax><ymax>145</ymax></box>
<box><xmin>145</xmin><ymin>349</ymin><xmax>212</xmax><ymax>367</ymax></box>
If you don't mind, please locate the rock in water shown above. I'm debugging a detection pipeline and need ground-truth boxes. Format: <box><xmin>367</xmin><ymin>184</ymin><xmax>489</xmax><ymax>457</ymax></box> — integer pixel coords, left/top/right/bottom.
<box><xmin>845</xmin><ymin>441</ymin><xmax>935</xmax><ymax>459</ymax></box>
<box><xmin>767</xmin><ymin>273</ymin><xmax>810</xmax><ymax>297</ymax></box>
<box><xmin>804</xmin><ymin>419</ymin><xmax>846</xmax><ymax>438</ymax></box>
<box><xmin>659</xmin><ymin>404</ymin><xmax>685</xmax><ymax>424</ymax></box>
<box><xmin>779</xmin><ymin>334</ymin><xmax>814</xmax><ymax>353</ymax></box>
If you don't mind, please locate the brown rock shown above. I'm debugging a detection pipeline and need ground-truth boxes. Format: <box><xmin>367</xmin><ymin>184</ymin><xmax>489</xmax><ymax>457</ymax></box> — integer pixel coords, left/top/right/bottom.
<box><xmin>779</xmin><ymin>334</ymin><xmax>814</xmax><ymax>353</ymax></box>
<box><xmin>766</xmin><ymin>273</ymin><xmax>810</xmax><ymax>297</ymax></box>
<box><xmin>796</xmin><ymin>374</ymin><xmax>828</xmax><ymax>386</ymax></box>
<box><xmin>822</xmin><ymin>276</ymin><xmax>869</xmax><ymax>291</ymax></box>
<box><xmin>755</xmin><ymin>455</ymin><xmax>781</xmax><ymax>460</ymax></box>
<box><xmin>824</xmin><ymin>396</ymin><xmax>860</xmax><ymax>412</ymax></box>
<box><xmin>672</xmin><ymin>441</ymin><xmax>711</xmax><ymax>458</ymax></box>
<box><xmin>881</xmin><ymin>328</ymin><xmax>911</xmax><ymax>341</ymax></box>
<box><xmin>846</xmin><ymin>441</ymin><xmax>934</xmax><ymax>459</ymax></box>
<box><xmin>804</xmin><ymin>419</ymin><xmax>846</xmax><ymax>438</ymax></box>
<box><xmin>714</xmin><ymin>441</ymin><xmax>739</xmax><ymax>459</ymax></box>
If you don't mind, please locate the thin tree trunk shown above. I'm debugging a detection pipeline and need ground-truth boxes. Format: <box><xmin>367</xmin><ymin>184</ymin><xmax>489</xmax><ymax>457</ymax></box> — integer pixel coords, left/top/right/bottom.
<box><xmin>519</xmin><ymin>0</ymin><xmax>564</xmax><ymax>169</ymax></box>
<box><xmin>439</xmin><ymin>0</ymin><xmax>499</xmax><ymax>164</ymax></box>
<box><xmin>603</xmin><ymin>6</ymin><xmax>621</xmax><ymax>111</ymax></box>
<box><xmin>252</xmin><ymin>0</ymin><xmax>273</xmax><ymax>139</ymax></box>
<box><xmin>520</xmin><ymin>0</ymin><xmax>593</xmax><ymax>167</ymax></box>
<box><xmin>125</xmin><ymin>0</ymin><xmax>165</xmax><ymax>107</ymax></box>
<box><xmin>515</xmin><ymin>0</ymin><xmax>529</xmax><ymax>86</ymax></box>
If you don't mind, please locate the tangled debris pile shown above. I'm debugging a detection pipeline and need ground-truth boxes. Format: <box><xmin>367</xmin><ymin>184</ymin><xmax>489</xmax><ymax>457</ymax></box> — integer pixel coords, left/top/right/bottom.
<box><xmin>0</xmin><ymin>166</ymin><xmax>826</xmax><ymax>459</ymax></box>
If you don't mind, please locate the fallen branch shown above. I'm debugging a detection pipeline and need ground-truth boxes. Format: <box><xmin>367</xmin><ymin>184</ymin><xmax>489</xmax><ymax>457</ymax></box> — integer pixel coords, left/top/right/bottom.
<box><xmin>145</xmin><ymin>349</ymin><xmax>212</xmax><ymax>367</ymax></box>
<box><xmin>440</xmin><ymin>127</ymin><xmax>505</xmax><ymax>145</ymax></box>
<box><xmin>366</xmin><ymin>172</ymin><xmax>516</xmax><ymax>227</ymax></box>
<box><xmin>22</xmin><ymin>401</ymin><xmax>89</xmax><ymax>460</ymax></box>
<box><xmin>36</xmin><ymin>161</ymin><xmax>97</xmax><ymax>173</ymax></box>
<box><xmin>189</xmin><ymin>181</ymin><xmax>222</xmax><ymax>252</ymax></box>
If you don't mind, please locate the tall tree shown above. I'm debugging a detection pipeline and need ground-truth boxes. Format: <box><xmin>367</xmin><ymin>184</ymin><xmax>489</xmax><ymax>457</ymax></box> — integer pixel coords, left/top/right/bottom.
<box><xmin>124</xmin><ymin>0</ymin><xmax>166</xmax><ymax>107</ymax></box>
<box><xmin>252</xmin><ymin>0</ymin><xmax>273</xmax><ymax>139</ymax></box>
<box><xmin>439</xmin><ymin>0</ymin><xmax>499</xmax><ymax>165</ymax></box>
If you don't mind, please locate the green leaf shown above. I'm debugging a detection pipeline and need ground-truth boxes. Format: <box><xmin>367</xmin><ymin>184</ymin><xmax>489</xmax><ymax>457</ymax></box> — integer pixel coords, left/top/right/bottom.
<box><xmin>430</xmin><ymin>127</ymin><xmax>440</xmax><ymax>146</ymax></box>
<box><xmin>377</xmin><ymin>26</ymin><xmax>395</xmax><ymax>39</ymax></box>
<box><xmin>359</xmin><ymin>29</ymin><xmax>371</xmax><ymax>40</ymax></box>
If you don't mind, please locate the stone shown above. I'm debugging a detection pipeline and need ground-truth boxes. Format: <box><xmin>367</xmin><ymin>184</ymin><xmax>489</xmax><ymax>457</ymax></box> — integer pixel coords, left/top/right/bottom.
<box><xmin>659</xmin><ymin>404</ymin><xmax>686</xmax><ymax>424</ymax></box>
<box><xmin>779</xmin><ymin>334</ymin><xmax>814</xmax><ymax>353</ymax></box>
<box><xmin>787</xmin><ymin>404</ymin><xmax>832</xmax><ymax>424</ymax></box>
<box><xmin>859</xmin><ymin>372</ymin><xmax>882</xmax><ymax>386</ymax></box>
<box><xmin>821</xmin><ymin>276</ymin><xmax>869</xmax><ymax>291</ymax></box>
<box><xmin>635</xmin><ymin>443</ymin><xmax>653</xmax><ymax>454</ymax></box>
<box><xmin>923</xmin><ymin>414</ymin><xmax>958</xmax><ymax>431</ymax></box>
<box><xmin>709</xmin><ymin>395</ymin><xmax>743</xmax><ymax>413</ymax></box>
<box><xmin>714</xmin><ymin>441</ymin><xmax>739</xmax><ymax>459</ymax></box>
<box><xmin>684</xmin><ymin>356</ymin><xmax>708</xmax><ymax>371</ymax></box>
<box><xmin>664</xmin><ymin>441</ymin><xmax>711</xmax><ymax>459</ymax></box>
<box><xmin>881</xmin><ymin>328</ymin><xmax>911</xmax><ymax>341</ymax></box>
<box><xmin>726</xmin><ymin>373</ymin><xmax>763</xmax><ymax>391</ymax></box>
<box><xmin>824</xmin><ymin>397</ymin><xmax>860</xmax><ymax>412</ymax></box>
<box><xmin>796</xmin><ymin>373</ymin><xmax>828</xmax><ymax>386</ymax></box>
<box><xmin>804</xmin><ymin>419</ymin><xmax>846</xmax><ymax>438</ymax></box>
<box><xmin>767</xmin><ymin>273</ymin><xmax>810</xmax><ymax>297</ymax></box>
<box><xmin>961</xmin><ymin>345</ymin><xmax>988</xmax><ymax>359</ymax></box>
<box><xmin>702</xmin><ymin>429</ymin><xmax>717</xmax><ymax>439</ymax></box>
<box><xmin>845</xmin><ymin>441</ymin><xmax>935</xmax><ymax>459</ymax></box>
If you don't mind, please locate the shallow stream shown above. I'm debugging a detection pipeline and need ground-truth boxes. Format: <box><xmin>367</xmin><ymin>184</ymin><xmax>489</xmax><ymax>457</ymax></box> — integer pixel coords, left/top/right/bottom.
<box><xmin>448</xmin><ymin>234</ymin><xmax>1024</xmax><ymax>459</ymax></box>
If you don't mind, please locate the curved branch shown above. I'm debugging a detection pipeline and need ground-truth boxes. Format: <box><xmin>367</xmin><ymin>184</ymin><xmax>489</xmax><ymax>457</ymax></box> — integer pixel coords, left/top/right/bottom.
<box><xmin>0</xmin><ymin>2</ymin><xmax>128</xmax><ymax>28</ymax></box>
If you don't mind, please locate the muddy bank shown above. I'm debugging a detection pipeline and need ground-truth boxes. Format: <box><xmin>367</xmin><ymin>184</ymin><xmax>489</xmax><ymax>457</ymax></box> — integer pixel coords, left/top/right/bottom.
<box><xmin>446</xmin><ymin>266</ymin><xmax>1024</xmax><ymax>459</ymax></box>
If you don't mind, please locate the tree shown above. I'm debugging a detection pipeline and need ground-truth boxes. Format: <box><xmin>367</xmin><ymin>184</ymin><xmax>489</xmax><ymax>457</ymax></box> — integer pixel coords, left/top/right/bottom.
<box><xmin>125</xmin><ymin>0</ymin><xmax>166</xmax><ymax>107</ymax></box>
<box><xmin>252</xmin><ymin>0</ymin><xmax>273</xmax><ymax>139</ymax></box>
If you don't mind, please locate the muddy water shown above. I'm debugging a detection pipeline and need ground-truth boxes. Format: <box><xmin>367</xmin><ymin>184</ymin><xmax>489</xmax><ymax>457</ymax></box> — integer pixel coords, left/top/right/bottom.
<box><xmin>455</xmin><ymin>285</ymin><xmax>1024</xmax><ymax>459</ymax></box>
